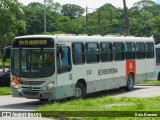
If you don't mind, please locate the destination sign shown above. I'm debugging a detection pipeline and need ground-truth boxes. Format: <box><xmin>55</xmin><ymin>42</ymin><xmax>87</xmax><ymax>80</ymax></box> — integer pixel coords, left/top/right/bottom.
<box><xmin>13</xmin><ymin>38</ymin><xmax>54</xmax><ymax>48</ymax></box>
<box><xmin>18</xmin><ymin>40</ymin><xmax>47</xmax><ymax>46</ymax></box>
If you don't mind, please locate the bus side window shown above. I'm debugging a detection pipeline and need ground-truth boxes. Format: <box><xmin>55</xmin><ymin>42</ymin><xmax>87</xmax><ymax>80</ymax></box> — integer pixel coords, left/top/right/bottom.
<box><xmin>136</xmin><ymin>42</ymin><xmax>145</xmax><ymax>59</ymax></box>
<box><xmin>100</xmin><ymin>42</ymin><xmax>113</xmax><ymax>62</ymax></box>
<box><xmin>145</xmin><ymin>42</ymin><xmax>154</xmax><ymax>59</ymax></box>
<box><xmin>113</xmin><ymin>42</ymin><xmax>125</xmax><ymax>61</ymax></box>
<box><xmin>86</xmin><ymin>42</ymin><xmax>99</xmax><ymax>63</ymax></box>
<box><xmin>72</xmin><ymin>42</ymin><xmax>85</xmax><ymax>64</ymax></box>
<box><xmin>125</xmin><ymin>42</ymin><xmax>135</xmax><ymax>60</ymax></box>
<box><xmin>57</xmin><ymin>46</ymin><xmax>72</xmax><ymax>73</ymax></box>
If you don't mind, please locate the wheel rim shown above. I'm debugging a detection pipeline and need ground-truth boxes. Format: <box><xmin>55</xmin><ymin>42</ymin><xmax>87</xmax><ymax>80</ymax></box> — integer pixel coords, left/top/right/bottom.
<box><xmin>75</xmin><ymin>87</ymin><xmax>82</xmax><ymax>98</ymax></box>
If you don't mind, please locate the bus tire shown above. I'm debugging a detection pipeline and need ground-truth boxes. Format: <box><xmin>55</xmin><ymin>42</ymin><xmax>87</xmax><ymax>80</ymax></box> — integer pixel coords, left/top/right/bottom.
<box><xmin>75</xmin><ymin>82</ymin><xmax>86</xmax><ymax>99</ymax></box>
<box><xmin>158</xmin><ymin>73</ymin><xmax>160</xmax><ymax>80</ymax></box>
<box><xmin>125</xmin><ymin>74</ymin><xmax>134</xmax><ymax>91</ymax></box>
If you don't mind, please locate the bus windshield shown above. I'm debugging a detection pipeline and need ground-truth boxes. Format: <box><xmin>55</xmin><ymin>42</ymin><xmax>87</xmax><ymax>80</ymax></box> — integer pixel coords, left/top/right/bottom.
<box><xmin>11</xmin><ymin>49</ymin><xmax>55</xmax><ymax>78</ymax></box>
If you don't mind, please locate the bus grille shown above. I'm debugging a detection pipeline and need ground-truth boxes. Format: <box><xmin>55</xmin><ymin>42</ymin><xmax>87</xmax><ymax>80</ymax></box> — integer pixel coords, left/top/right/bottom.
<box><xmin>23</xmin><ymin>91</ymin><xmax>39</xmax><ymax>96</ymax></box>
<box><xmin>23</xmin><ymin>81</ymin><xmax>45</xmax><ymax>85</ymax></box>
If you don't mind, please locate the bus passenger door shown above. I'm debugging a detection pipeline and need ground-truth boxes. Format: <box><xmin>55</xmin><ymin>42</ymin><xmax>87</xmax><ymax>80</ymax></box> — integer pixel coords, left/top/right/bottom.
<box><xmin>56</xmin><ymin>46</ymin><xmax>73</xmax><ymax>99</ymax></box>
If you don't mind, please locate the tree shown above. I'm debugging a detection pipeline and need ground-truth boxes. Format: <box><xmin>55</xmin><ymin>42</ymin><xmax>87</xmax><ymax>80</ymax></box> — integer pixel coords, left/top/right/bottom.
<box><xmin>133</xmin><ymin>0</ymin><xmax>157</xmax><ymax>10</ymax></box>
<box><xmin>85</xmin><ymin>3</ymin><xmax>123</xmax><ymax>35</ymax></box>
<box><xmin>0</xmin><ymin>0</ymin><xmax>26</xmax><ymax>46</ymax></box>
<box><xmin>132</xmin><ymin>0</ymin><xmax>160</xmax><ymax>16</ymax></box>
<box><xmin>0</xmin><ymin>0</ymin><xmax>26</xmax><ymax>72</ymax></box>
<box><xmin>130</xmin><ymin>11</ymin><xmax>154</xmax><ymax>36</ymax></box>
<box><xmin>47</xmin><ymin>2</ymin><xmax>61</xmax><ymax>13</ymax></box>
<box><xmin>129</xmin><ymin>0</ymin><xmax>160</xmax><ymax>37</ymax></box>
<box><xmin>151</xmin><ymin>16</ymin><xmax>160</xmax><ymax>44</ymax></box>
<box><xmin>28</xmin><ymin>2</ymin><xmax>44</xmax><ymax>8</ymax></box>
<box><xmin>22</xmin><ymin>5</ymin><xmax>44</xmax><ymax>34</ymax></box>
<box><xmin>22</xmin><ymin>2</ymin><xmax>61</xmax><ymax>34</ymax></box>
<box><xmin>61</xmin><ymin>4</ymin><xmax>85</xmax><ymax>18</ymax></box>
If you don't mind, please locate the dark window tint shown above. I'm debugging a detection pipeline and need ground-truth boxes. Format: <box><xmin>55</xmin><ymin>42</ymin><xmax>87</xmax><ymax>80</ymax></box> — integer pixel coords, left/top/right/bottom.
<box><xmin>136</xmin><ymin>42</ymin><xmax>145</xmax><ymax>59</ymax></box>
<box><xmin>113</xmin><ymin>42</ymin><xmax>125</xmax><ymax>61</ymax></box>
<box><xmin>72</xmin><ymin>43</ymin><xmax>85</xmax><ymax>64</ymax></box>
<box><xmin>100</xmin><ymin>42</ymin><xmax>112</xmax><ymax>62</ymax></box>
<box><xmin>145</xmin><ymin>42</ymin><xmax>154</xmax><ymax>59</ymax></box>
<box><xmin>125</xmin><ymin>42</ymin><xmax>135</xmax><ymax>60</ymax></box>
<box><xmin>156</xmin><ymin>48</ymin><xmax>160</xmax><ymax>64</ymax></box>
<box><xmin>57</xmin><ymin>46</ymin><xmax>72</xmax><ymax>73</ymax></box>
<box><xmin>86</xmin><ymin>43</ymin><xmax>99</xmax><ymax>63</ymax></box>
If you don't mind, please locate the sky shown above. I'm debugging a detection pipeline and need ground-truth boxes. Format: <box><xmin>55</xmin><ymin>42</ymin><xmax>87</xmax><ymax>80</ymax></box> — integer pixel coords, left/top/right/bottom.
<box><xmin>18</xmin><ymin>0</ymin><xmax>145</xmax><ymax>9</ymax></box>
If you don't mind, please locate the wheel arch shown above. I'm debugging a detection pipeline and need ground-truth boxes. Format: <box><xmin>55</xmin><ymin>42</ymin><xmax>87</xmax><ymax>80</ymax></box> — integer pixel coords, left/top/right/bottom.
<box><xmin>76</xmin><ymin>79</ymin><xmax>87</xmax><ymax>88</ymax></box>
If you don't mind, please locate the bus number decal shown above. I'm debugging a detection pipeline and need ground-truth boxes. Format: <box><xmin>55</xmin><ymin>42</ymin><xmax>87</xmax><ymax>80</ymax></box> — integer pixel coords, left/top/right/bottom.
<box><xmin>86</xmin><ymin>70</ymin><xmax>92</xmax><ymax>75</ymax></box>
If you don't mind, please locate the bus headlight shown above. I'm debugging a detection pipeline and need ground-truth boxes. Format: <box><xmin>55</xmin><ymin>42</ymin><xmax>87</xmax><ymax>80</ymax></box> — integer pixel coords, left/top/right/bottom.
<box><xmin>11</xmin><ymin>81</ymin><xmax>20</xmax><ymax>89</ymax></box>
<box><xmin>44</xmin><ymin>82</ymin><xmax>54</xmax><ymax>90</ymax></box>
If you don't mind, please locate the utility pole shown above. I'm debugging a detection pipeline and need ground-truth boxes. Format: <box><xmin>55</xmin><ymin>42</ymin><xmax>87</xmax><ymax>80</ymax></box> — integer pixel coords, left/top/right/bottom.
<box><xmin>98</xmin><ymin>8</ymin><xmax>101</xmax><ymax>34</ymax></box>
<box><xmin>86</xmin><ymin>6</ymin><xmax>88</xmax><ymax>34</ymax></box>
<box><xmin>110</xmin><ymin>8</ymin><xmax>113</xmax><ymax>33</ymax></box>
<box><xmin>123</xmin><ymin>0</ymin><xmax>130</xmax><ymax>36</ymax></box>
<box><xmin>44</xmin><ymin>0</ymin><xmax>47</xmax><ymax>34</ymax></box>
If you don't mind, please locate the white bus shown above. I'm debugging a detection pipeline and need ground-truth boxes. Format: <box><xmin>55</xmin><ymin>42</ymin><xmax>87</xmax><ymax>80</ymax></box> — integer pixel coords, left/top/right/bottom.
<box><xmin>154</xmin><ymin>44</ymin><xmax>160</xmax><ymax>80</ymax></box>
<box><xmin>10</xmin><ymin>35</ymin><xmax>155</xmax><ymax>101</ymax></box>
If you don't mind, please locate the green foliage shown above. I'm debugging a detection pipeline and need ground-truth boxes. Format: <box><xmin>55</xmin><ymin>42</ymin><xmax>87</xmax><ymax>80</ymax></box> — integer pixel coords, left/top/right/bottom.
<box><xmin>129</xmin><ymin>0</ymin><xmax>160</xmax><ymax>37</ymax></box>
<box><xmin>0</xmin><ymin>59</ymin><xmax>10</xmax><ymax>67</ymax></box>
<box><xmin>138</xmin><ymin>80</ymin><xmax>160</xmax><ymax>85</ymax></box>
<box><xmin>45</xmin><ymin>31</ymin><xmax>65</xmax><ymax>35</ymax></box>
<box><xmin>22</xmin><ymin>4</ymin><xmax>45</xmax><ymax>34</ymax></box>
<box><xmin>0</xmin><ymin>87</ymin><xmax>11</xmax><ymax>95</ymax></box>
<box><xmin>61</xmin><ymin>4</ymin><xmax>85</xmax><ymax>18</ymax></box>
<box><xmin>1</xmin><ymin>0</ymin><xmax>160</xmax><ymax>48</ymax></box>
<box><xmin>0</xmin><ymin>0</ymin><xmax>26</xmax><ymax>45</ymax></box>
<box><xmin>28</xmin><ymin>2</ymin><xmax>43</xmax><ymax>8</ymax></box>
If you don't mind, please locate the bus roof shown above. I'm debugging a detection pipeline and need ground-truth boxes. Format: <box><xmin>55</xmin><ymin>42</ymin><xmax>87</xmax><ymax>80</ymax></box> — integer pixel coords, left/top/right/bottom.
<box><xmin>14</xmin><ymin>35</ymin><xmax>154</xmax><ymax>43</ymax></box>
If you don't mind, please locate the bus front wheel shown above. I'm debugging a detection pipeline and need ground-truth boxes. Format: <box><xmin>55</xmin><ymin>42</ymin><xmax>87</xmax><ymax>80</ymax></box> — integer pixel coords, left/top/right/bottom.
<box><xmin>75</xmin><ymin>83</ymin><xmax>86</xmax><ymax>98</ymax></box>
<box><xmin>125</xmin><ymin>74</ymin><xmax>134</xmax><ymax>91</ymax></box>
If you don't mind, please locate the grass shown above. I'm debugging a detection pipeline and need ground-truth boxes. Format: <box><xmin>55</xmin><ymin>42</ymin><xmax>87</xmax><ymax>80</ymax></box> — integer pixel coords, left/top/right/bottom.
<box><xmin>0</xmin><ymin>59</ymin><xmax>10</xmax><ymax>68</ymax></box>
<box><xmin>36</xmin><ymin>96</ymin><xmax>160</xmax><ymax>119</ymax></box>
<box><xmin>138</xmin><ymin>80</ymin><xmax>160</xmax><ymax>85</ymax></box>
<box><xmin>0</xmin><ymin>87</ymin><xmax>11</xmax><ymax>95</ymax></box>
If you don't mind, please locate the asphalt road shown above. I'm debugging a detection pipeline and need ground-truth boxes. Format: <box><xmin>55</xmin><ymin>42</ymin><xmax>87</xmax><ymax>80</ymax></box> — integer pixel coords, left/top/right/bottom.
<box><xmin>0</xmin><ymin>85</ymin><xmax>159</xmax><ymax>119</ymax></box>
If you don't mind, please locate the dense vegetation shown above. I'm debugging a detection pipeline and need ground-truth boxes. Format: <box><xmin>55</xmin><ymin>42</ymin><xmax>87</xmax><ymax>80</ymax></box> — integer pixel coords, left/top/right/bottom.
<box><xmin>0</xmin><ymin>0</ymin><xmax>160</xmax><ymax>48</ymax></box>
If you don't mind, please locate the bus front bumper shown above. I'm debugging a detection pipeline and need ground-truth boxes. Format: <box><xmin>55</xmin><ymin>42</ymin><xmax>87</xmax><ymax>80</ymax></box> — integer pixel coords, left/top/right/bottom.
<box><xmin>11</xmin><ymin>87</ymin><xmax>56</xmax><ymax>100</ymax></box>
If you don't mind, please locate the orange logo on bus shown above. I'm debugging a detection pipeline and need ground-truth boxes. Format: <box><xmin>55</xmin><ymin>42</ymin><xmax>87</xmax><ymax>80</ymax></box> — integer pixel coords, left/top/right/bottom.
<box><xmin>126</xmin><ymin>60</ymin><xmax>136</xmax><ymax>75</ymax></box>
